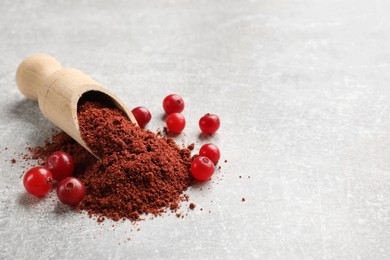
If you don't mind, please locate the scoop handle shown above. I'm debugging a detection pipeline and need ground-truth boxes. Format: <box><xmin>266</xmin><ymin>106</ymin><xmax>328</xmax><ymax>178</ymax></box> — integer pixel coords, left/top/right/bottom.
<box><xmin>16</xmin><ymin>54</ymin><xmax>62</xmax><ymax>100</ymax></box>
<box><xmin>15</xmin><ymin>54</ymin><xmax>138</xmax><ymax>159</ymax></box>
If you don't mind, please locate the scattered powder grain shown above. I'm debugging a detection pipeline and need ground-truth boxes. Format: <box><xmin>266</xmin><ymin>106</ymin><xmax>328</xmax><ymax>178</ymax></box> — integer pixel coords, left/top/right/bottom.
<box><xmin>189</xmin><ymin>203</ymin><xmax>196</xmax><ymax>210</ymax></box>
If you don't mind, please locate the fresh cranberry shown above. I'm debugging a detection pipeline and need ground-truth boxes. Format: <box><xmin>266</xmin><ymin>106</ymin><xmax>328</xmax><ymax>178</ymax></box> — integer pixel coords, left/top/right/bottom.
<box><xmin>131</xmin><ymin>106</ymin><xmax>152</xmax><ymax>128</ymax></box>
<box><xmin>199</xmin><ymin>143</ymin><xmax>220</xmax><ymax>164</ymax></box>
<box><xmin>23</xmin><ymin>166</ymin><xmax>53</xmax><ymax>197</ymax></box>
<box><xmin>56</xmin><ymin>177</ymin><xmax>86</xmax><ymax>206</ymax></box>
<box><xmin>163</xmin><ymin>94</ymin><xmax>184</xmax><ymax>115</ymax></box>
<box><xmin>166</xmin><ymin>113</ymin><xmax>186</xmax><ymax>134</ymax></box>
<box><xmin>191</xmin><ymin>156</ymin><xmax>215</xmax><ymax>181</ymax></box>
<box><xmin>199</xmin><ymin>113</ymin><xmax>220</xmax><ymax>134</ymax></box>
<box><xmin>45</xmin><ymin>151</ymin><xmax>74</xmax><ymax>181</ymax></box>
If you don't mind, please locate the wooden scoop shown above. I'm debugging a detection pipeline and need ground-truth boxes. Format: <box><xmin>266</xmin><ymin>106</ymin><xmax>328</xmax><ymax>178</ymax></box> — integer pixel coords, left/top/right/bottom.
<box><xmin>16</xmin><ymin>54</ymin><xmax>137</xmax><ymax>157</ymax></box>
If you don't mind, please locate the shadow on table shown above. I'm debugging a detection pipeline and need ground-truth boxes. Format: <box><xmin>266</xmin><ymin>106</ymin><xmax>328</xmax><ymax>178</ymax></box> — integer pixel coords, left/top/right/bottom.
<box><xmin>197</xmin><ymin>132</ymin><xmax>214</xmax><ymax>141</ymax></box>
<box><xmin>8</xmin><ymin>99</ymin><xmax>41</xmax><ymax>124</ymax></box>
<box><xmin>8</xmin><ymin>99</ymin><xmax>57</xmax><ymax>143</ymax></box>
<box><xmin>17</xmin><ymin>191</ymin><xmax>46</xmax><ymax>206</ymax></box>
<box><xmin>159</xmin><ymin>112</ymin><xmax>168</xmax><ymax>121</ymax></box>
<box><xmin>190</xmin><ymin>179</ymin><xmax>214</xmax><ymax>189</ymax></box>
<box><xmin>53</xmin><ymin>202</ymin><xmax>72</xmax><ymax>215</ymax></box>
<box><xmin>18</xmin><ymin>190</ymin><xmax>73</xmax><ymax>215</ymax></box>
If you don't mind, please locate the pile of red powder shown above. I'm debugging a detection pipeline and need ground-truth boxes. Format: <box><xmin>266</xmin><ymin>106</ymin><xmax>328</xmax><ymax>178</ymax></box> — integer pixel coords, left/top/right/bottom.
<box><xmin>29</xmin><ymin>100</ymin><xmax>194</xmax><ymax>221</ymax></box>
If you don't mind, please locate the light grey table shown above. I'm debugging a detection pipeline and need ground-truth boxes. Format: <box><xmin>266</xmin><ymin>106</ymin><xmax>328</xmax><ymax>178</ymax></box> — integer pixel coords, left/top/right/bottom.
<box><xmin>1</xmin><ymin>1</ymin><xmax>389</xmax><ymax>259</ymax></box>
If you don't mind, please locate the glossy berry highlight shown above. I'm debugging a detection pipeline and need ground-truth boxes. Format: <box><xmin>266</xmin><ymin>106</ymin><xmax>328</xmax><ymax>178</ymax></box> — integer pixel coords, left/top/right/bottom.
<box><xmin>199</xmin><ymin>113</ymin><xmax>220</xmax><ymax>134</ymax></box>
<box><xmin>56</xmin><ymin>177</ymin><xmax>86</xmax><ymax>206</ymax></box>
<box><xmin>163</xmin><ymin>94</ymin><xmax>184</xmax><ymax>115</ymax></box>
<box><xmin>191</xmin><ymin>156</ymin><xmax>215</xmax><ymax>181</ymax></box>
<box><xmin>45</xmin><ymin>151</ymin><xmax>74</xmax><ymax>181</ymax></box>
<box><xmin>131</xmin><ymin>106</ymin><xmax>152</xmax><ymax>128</ymax></box>
<box><xmin>199</xmin><ymin>143</ymin><xmax>220</xmax><ymax>164</ymax></box>
<box><xmin>23</xmin><ymin>166</ymin><xmax>53</xmax><ymax>197</ymax></box>
<box><xmin>166</xmin><ymin>113</ymin><xmax>186</xmax><ymax>134</ymax></box>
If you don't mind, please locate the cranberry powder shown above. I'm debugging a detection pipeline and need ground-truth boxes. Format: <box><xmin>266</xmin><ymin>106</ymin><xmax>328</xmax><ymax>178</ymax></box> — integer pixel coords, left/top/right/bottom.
<box><xmin>29</xmin><ymin>100</ymin><xmax>193</xmax><ymax>221</ymax></box>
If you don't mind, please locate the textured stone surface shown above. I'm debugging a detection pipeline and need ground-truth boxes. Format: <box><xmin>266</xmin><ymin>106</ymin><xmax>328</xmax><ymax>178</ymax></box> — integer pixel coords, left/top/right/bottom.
<box><xmin>0</xmin><ymin>0</ymin><xmax>390</xmax><ymax>259</ymax></box>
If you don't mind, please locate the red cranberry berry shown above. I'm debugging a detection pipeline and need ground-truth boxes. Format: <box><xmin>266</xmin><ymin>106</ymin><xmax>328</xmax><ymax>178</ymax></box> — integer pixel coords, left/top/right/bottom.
<box><xmin>56</xmin><ymin>177</ymin><xmax>86</xmax><ymax>206</ymax></box>
<box><xmin>23</xmin><ymin>166</ymin><xmax>53</xmax><ymax>197</ymax></box>
<box><xmin>199</xmin><ymin>113</ymin><xmax>220</xmax><ymax>134</ymax></box>
<box><xmin>191</xmin><ymin>156</ymin><xmax>215</xmax><ymax>181</ymax></box>
<box><xmin>163</xmin><ymin>94</ymin><xmax>184</xmax><ymax>115</ymax></box>
<box><xmin>131</xmin><ymin>106</ymin><xmax>152</xmax><ymax>128</ymax></box>
<box><xmin>166</xmin><ymin>113</ymin><xmax>186</xmax><ymax>134</ymax></box>
<box><xmin>199</xmin><ymin>143</ymin><xmax>220</xmax><ymax>164</ymax></box>
<box><xmin>45</xmin><ymin>151</ymin><xmax>74</xmax><ymax>181</ymax></box>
